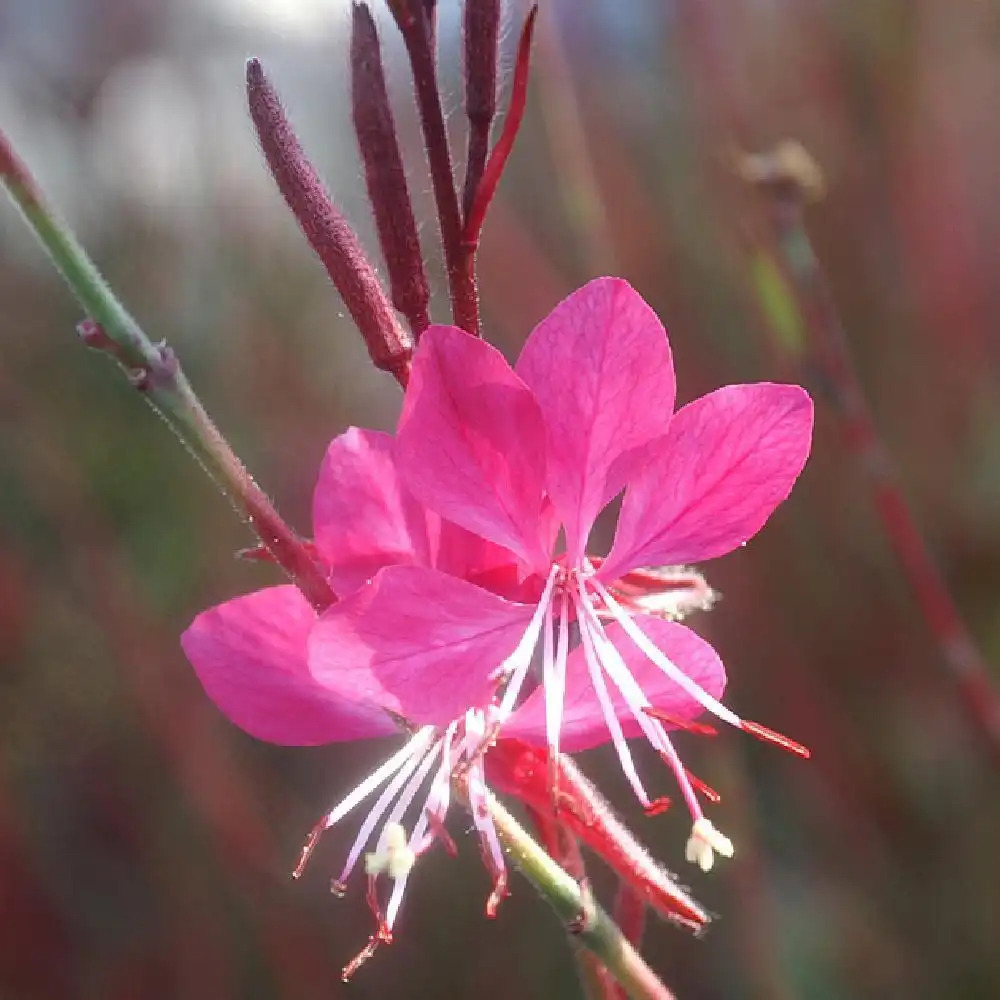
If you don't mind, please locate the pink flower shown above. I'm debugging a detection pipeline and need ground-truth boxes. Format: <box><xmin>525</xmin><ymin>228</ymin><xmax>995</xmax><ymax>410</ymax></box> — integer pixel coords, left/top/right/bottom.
<box><xmin>306</xmin><ymin>277</ymin><xmax>813</xmax><ymax>868</ymax></box>
<box><xmin>181</xmin><ymin>277</ymin><xmax>813</xmax><ymax>966</ymax></box>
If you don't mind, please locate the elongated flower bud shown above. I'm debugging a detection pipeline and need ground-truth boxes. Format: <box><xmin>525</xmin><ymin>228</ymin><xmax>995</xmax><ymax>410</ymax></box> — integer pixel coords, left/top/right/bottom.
<box><xmin>246</xmin><ymin>58</ymin><xmax>412</xmax><ymax>382</ymax></box>
<box><xmin>351</xmin><ymin>2</ymin><xmax>430</xmax><ymax>337</ymax></box>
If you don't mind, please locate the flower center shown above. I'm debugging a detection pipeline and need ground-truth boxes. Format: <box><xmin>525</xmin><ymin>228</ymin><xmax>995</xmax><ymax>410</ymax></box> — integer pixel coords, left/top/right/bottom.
<box><xmin>492</xmin><ymin>556</ymin><xmax>809</xmax><ymax>873</ymax></box>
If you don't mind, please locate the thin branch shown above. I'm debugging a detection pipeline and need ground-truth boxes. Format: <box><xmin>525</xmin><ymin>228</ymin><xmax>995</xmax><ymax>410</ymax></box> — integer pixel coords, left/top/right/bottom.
<box><xmin>0</xmin><ymin>127</ymin><xmax>336</xmax><ymax>611</ymax></box>
<box><xmin>742</xmin><ymin>141</ymin><xmax>1000</xmax><ymax>768</ymax></box>
<box><xmin>390</xmin><ymin>0</ymin><xmax>480</xmax><ymax>334</ymax></box>
<box><xmin>484</xmin><ymin>791</ymin><xmax>678</xmax><ymax>1000</ymax></box>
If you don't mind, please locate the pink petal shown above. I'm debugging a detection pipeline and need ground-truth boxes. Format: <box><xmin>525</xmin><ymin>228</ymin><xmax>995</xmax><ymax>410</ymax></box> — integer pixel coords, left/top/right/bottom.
<box><xmin>396</xmin><ymin>325</ymin><xmax>548</xmax><ymax>567</ymax></box>
<box><xmin>308</xmin><ymin>566</ymin><xmax>534</xmax><ymax>726</ymax></box>
<box><xmin>432</xmin><ymin>507</ymin><xmax>557</xmax><ymax>602</ymax></box>
<box><xmin>515</xmin><ymin>278</ymin><xmax>676</xmax><ymax>562</ymax></box>
<box><xmin>600</xmin><ymin>383</ymin><xmax>813</xmax><ymax>581</ymax></box>
<box><xmin>313</xmin><ymin>427</ymin><xmax>434</xmax><ymax>593</ymax></box>
<box><xmin>432</xmin><ymin>519</ymin><xmax>520</xmax><ymax>589</ymax></box>
<box><xmin>181</xmin><ymin>586</ymin><xmax>396</xmax><ymax>746</ymax></box>
<box><xmin>503</xmin><ymin>619</ymin><xmax>725</xmax><ymax>752</ymax></box>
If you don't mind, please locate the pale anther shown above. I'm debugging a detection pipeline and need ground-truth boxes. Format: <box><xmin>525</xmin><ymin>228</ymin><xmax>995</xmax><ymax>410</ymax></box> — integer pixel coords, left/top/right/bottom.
<box><xmin>685</xmin><ymin>818</ymin><xmax>734</xmax><ymax>873</ymax></box>
<box><xmin>365</xmin><ymin>822</ymin><xmax>416</xmax><ymax>879</ymax></box>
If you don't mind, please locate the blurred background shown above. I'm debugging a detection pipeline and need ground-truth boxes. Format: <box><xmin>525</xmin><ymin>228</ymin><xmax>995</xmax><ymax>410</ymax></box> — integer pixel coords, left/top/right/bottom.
<box><xmin>3</xmin><ymin>0</ymin><xmax>1000</xmax><ymax>997</ymax></box>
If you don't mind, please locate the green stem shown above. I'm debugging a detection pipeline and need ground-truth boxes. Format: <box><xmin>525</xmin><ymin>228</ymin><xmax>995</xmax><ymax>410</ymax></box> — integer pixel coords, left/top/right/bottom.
<box><xmin>486</xmin><ymin>793</ymin><xmax>677</xmax><ymax>1000</ymax></box>
<box><xmin>0</xmin><ymin>130</ymin><xmax>335</xmax><ymax>611</ymax></box>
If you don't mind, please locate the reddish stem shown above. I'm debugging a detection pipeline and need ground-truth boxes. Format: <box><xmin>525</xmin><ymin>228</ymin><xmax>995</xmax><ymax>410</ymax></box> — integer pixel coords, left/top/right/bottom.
<box><xmin>758</xmin><ymin>179</ymin><xmax>1000</xmax><ymax>768</ymax></box>
<box><xmin>392</xmin><ymin>2</ymin><xmax>480</xmax><ymax>335</ymax></box>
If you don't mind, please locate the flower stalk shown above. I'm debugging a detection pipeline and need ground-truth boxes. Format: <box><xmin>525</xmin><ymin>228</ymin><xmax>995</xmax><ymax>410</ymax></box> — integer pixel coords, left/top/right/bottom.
<box><xmin>388</xmin><ymin>0</ymin><xmax>480</xmax><ymax>335</ymax></box>
<box><xmin>482</xmin><ymin>790</ymin><xmax>678</xmax><ymax>1000</ymax></box>
<box><xmin>0</xmin><ymin>127</ymin><xmax>335</xmax><ymax>611</ymax></box>
<box><xmin>742</xmin><ymin>140</ymin><xmax>1000</xmax><ymax>768</ymax></box>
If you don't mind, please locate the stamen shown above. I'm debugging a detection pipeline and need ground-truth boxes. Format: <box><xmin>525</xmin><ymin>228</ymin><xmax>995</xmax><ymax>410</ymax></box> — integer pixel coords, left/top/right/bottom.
<box><xmin>684</xmin><ymin>769</ymin><xmax>721</xmax><ymax>804</ymax></box>
<box><xmin>295</xmin><ymin>727</ymin><xmax>435</xmax><ymax>880</ymax></box>
<box><xmin>576</xmin><ymin>583</ymin><xmax>709</xmax><ymax>823</ymax></box>
<box><xmin>365</xmin><ymin>822</ymin><xmax>416</xmax><ymax>879</ymax></box>
<box><xmin>577</xmin><ymin>608</ymin><xmax>655</xmax><ymax>808</ymax></box>
<box><xmin>379</xmin><ymin>730</ymin><xmax>460</xmax><ymax>935</ymax></box>
<box><xmin>642</xmin><ymin>706</ymin><xmax>718</xmax><ymax>737</ymax></box>
<box><xmin>494</xmin><ymin>564</ymin><xmax>561</xmax><ymax>721</ymax></box>
<box><xmin>423</xmin><ymin>809</ymin><xmax>457</xmax><ymax>857</ymax></box>
<box><xmin>574</xmin><ymin>587</ymin><xmax>673</xmax><ymax>756</ymax></box>
<box><xmin>545</xmin><ymin>591</ymin><xmax>571</xmax><ymax>804</ymax></box>
<box><xmin>340</xmin><ymin>873</ymin><xmax>395</xmax><ymax>979</ymax></box>
<box><xmin>366</xmin><ymin>872</ymin><xmax>392</xmax><ymax>943</ymax></box>
<box><xmin>610</xmin><ymin>566</ymin><xmax>717</xmax><ymax>620</ymax></box>
<box><xmin>591</xmin><ymin>577</ymin><xmax>742</xmax><ymax>728</ymax></box>
<box><xmin>376</xmin><ymin>740</ymin><xmax>444</xmax><ymax>852</ymax></box>
<box><xmin>685</xmin><ymin>818</ymin><xmax>734</xmax><ymax>873</ymax></box>
<box><xmin>383</xmin><ymin>824</ymin><xmax>421</xmax><ymax>931</ymax></box>
<box><xmin>337</xmin><ymin>733</ymin><xmax>438</xmax><ymax>885</ymax></box>
<box><xmin>485</xmin><ymin>869</ymin><xmax>509</xmax><ymax>919</ymax></box>
<box><xmin>412</xmin><ymin>722</ymin><xmax>459</xmax><ymax>856</ymax></box>
<box><xmin>741</xmin><ymin>719</ymin><xmax>811</xmax><ymax>758</ymax></box>
<box><xmin>341</xmin><ymin>935</ymin><xmax>381</xmax><ymax>982</ymax></box>
<box><xmin>643</xmin><ymin>798</ymin><xmax>672</xmax><ymax>816</ymax></box>
<box><xmin>326</xmin><ymin>727</ymin><xmax>436</xmax><ymax>830</ymax></box>
<box><xmin>292</xmin><ymin>821</ymin><xmax>325</xmax><ymax>879</ymax></box>
<box><xmin>464</xmin><ymin>710</ymin><xmax>508</xmax><ymax>916</ymax></box>
<box><xmin>655</xmin><ymin>735</ymin><xmax>703</xmax><ymax>820</ymax></box>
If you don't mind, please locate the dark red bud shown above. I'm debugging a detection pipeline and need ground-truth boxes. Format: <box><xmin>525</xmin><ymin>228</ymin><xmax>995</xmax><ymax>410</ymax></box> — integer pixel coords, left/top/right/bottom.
<box><xmin>351</xmin><ymin>2</ymin><xmax>430</xmax><ymax>337</ymax></box>
<box><xmin>246</xmin><ymin>58</ymin><xmax>412</xmax><ymax>383</ymax></box>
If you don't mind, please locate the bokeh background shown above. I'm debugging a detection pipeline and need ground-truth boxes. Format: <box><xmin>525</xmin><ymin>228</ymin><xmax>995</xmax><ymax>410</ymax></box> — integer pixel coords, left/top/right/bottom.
<box><xmin>3</xmin><ymin>1</ymin><xmax>1000</xmax><ymax>997</ymax></box>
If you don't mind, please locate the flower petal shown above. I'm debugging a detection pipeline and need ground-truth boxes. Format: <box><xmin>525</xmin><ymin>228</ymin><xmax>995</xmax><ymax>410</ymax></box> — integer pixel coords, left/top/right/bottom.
<box><xmin>313</xmin><ymin>427</ymin><xmax>434</xmax><ymax>593</ymax></box>
<box><xmin>601</xmin><ymin>383</ymin><xmax>813</xmax><ymax>580</ymax></box>
<box><xmin>515</xmin><ymin>278</ymin><xmax>676</xmax><ymax>562</ymax></box>
<box><xmin>502</xmin><ymin>618</ymin><xmax>725</xmax><ymax>752</ymax></box>
<box><xmin>396</xmin><ymin>325</ymin><xmax>548</xmax><ymax>566</ymax></box>
<box><xmin>308</xmin><ymin>566</ymin><xmax>534</xmax><ymax>726</ymax></box>
<box><xmin>181</xmin><ymin>586</ymin><xmax>396</xmax><ymax>745</ymax></box>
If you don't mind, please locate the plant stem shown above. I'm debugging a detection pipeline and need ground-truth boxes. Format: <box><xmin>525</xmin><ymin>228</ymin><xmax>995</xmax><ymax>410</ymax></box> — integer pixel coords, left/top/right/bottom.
<box><xmin>485</xmin><ymin>792</ymin><xmax>678</xmax><ymax>1000</ymax></box>
<box><xmin>0</xmin><ymin>129</ymin><xmax>335</xmax><ymax>611</ymax></box>
<box><xmin>526</xmin><ymin>804</ymin><xmax>620</xmax><ymax>1000</ymax></box>
<box><xmin>745</xmin><ymin>144</ymin><xmax>1000</xmax><ymax>767</ymax></box>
